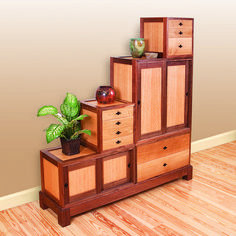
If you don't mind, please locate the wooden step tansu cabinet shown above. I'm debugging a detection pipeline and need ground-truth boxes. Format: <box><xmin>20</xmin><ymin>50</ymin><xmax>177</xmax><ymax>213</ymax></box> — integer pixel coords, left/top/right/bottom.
<box><xmin>39</xmin><ymin>17</ymin><xmax>194</xmax><ymax>227</ymax></box>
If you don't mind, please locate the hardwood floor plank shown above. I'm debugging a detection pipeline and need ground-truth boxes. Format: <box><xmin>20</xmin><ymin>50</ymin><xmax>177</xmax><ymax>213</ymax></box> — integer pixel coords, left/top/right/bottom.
<box><xmin>0</xmin><ymin>140</ymin><xmax>236</xmax><ymax>235</ymax></box>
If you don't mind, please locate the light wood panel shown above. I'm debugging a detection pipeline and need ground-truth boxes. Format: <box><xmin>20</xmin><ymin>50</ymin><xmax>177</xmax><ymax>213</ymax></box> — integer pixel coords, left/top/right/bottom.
<box><xmin>168</xmin><ymin>19</ymin><xmax>193</xmax><ymax>28</ymax></box>
<box><xmin>1</xmin><ymin>141</ymin><xmax>236</xmax><ymax>235</ymax></box>
<box><xmin>103</xmin><ymin>135</ymin><xmax>133</xmax><ymax>151</ymax></box>
<box><xmin>144</xmin><ymin>22</ymin><xmax>164</xmax><ymax>52</ymax></box>
<box><xmin>167</xmin><ymin>64</ymin><xmax>186</xmax><ymax>127</ymax></box>
<box><xmin>168</xmin><ymin>27</ymin><xmax>192</xmax><ymax>38</ymax></box>
<box><xmin>103</xmin><ymin>155</ymin><xmax>127</xmax><ymax>185</ymax></box>
<box><xmin>69</xmin><ymin>164</ymin><xmax>96</xmax><ymax>196</ymax></box>
<box><xmin>43</xmin><ymin>159</ymin><xmax>59</xmax><ymax>200</ymax></box>
<box><xmin>113</xmin><ymin>63</ymin><xmax>132</xmax><ymax>102</ymax></box>
<box><xmin>141</xmin><ymin>67</ymin><xmax>162</xmax><ymax>135</ymax></box>
<box><xmin>81</xmin><ymin>108</ymin><xmax>97</xmax><ymax>146</ymax></box>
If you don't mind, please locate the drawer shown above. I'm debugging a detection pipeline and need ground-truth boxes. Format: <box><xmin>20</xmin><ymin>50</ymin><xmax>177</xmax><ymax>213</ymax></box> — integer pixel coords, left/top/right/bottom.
<box><xmin>168</xmin><ymin>38</ymin><xmax>192</xmax><ymax>56</ymax></box>
<box><xmin>137</xmin><ymin>148</ymin><xmax>189</xmax><ymax>182</ymax></box>
<box><xmin>103</xmin><ymin>117</ymin><xmax>133</xmax><ymax>141</ymax></box>
<box><xmin>168</xmin><ymin>28</ymin><xmax>192</xmax><ymax>38</ymax></box>
<box><xmin>102</xmin><ymin>106</ymin><xmax>133</xmax><ymax>121</ymax></box>
<box><xmin>103</xmin><ymin>135</ymin><xmax>133</xmax><ymax>151</ymax></box>
<box><xmin>137</xmin><ymin>133</ymin><xmax>190</xmax><ymax>182</ymax></box>
<box><xmin>168</xmin><ymin>19</ymin><xmax>193</xmax><ymax>29</ymax></box>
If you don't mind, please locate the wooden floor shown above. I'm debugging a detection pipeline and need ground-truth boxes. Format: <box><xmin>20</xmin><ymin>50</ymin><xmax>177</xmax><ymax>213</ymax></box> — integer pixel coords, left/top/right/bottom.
<box><xmin>1</xmin><ymin>141</ymin><xmax>236</xmax><ymax>236</ymax></box>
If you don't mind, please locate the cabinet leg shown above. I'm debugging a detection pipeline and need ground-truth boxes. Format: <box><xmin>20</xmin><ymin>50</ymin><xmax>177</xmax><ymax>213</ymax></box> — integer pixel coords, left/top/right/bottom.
<box><xmin>58</xmin><ymin>208</ymin><xmax>71</xmax><ymax>227</ymax></box>
<box><xmin>39</xmin><ymin>191</ymin><xmax>48</xmax><ymax>210</ymax></box>
<box><xmin>183</xmin><ymin>165</ymin><xmax>193</xmax><ymax>181</ymax></box>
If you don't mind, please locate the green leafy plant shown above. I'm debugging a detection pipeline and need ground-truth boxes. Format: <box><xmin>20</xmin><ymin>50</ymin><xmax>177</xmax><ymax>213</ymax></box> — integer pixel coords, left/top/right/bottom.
<box><xmin>37</xmin><ymin>93</ymin><xmax>91</xmax><ymax>143</ymax></box>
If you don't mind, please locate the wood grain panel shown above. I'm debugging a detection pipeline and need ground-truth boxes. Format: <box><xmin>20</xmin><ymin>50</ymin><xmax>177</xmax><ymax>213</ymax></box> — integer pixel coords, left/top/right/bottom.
<box><xmin>168</xmin><ymin>38</ymin><xmax>192</xmax><ymax>56</ymax></box>
<box><xmin>141</xmin><ymin>68</ymin><xmax>162</xmax><ymax>135</ymax></box>
<box><xmin>137</xmin><ymin>133</ymin><xmax>190</xmax><ymax>165</ymax></box>
<box><xmin>103</xmin><ymin>135</ymin><xmax>133</xmax><ymax>151</ymax></box>
<box><xmin>168</xmin><ymin>19</ymin><xmax>193</xmax><ymax>28</ymax></box>
<box><xmin>103</xmin><ymin>117</ymin><xmax>133</xmax><ymax>141</ymax></box>
<box><xmin>137</xmin><ymin>150</ymin><xmax>190</xmax><ymax>182</ymax></box>
<box><xmin>167</xmin><ymin>65</ymin><xmax>186</xmax><ymax>127</ymax></box>
<box><xmin>69</xmin><ymin>164</ymin><xmax>96</xmax><ymax>196</ymax></box>
<box><xmin>43</xmin><ymin>159</ymin><xmax>59</xmax><ymax>200</ymax></box>
<box><xmin>103</xmin><ymin>155</ymin><xmax>127</xmax><ymax>185</ymax></box>
<box><xmin>102</xmin><ymin>106</ymin><xmax>133</xmax><ymax>121</ymax></box>
<box><xmin>144</xmin><ymin>22</ymin><xmax>164</xmax><ymax>52</ymax></box>
<box><xmin>81</xmin><ymin>108</ymin><xmax>97</xmax><ymax>145</ymax></box>
<box><xmin>113</xmin><ymin>63</ymin><xmax>132</xmax><ymax>102</ymax></box>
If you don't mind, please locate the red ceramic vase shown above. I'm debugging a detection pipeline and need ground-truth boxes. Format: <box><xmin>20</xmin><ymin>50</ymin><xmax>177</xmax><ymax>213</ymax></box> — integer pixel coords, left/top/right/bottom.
<box><xmin>96</xmin><ymin>86</ymin><xmax>116</xmax><ymax>104</ymax></box>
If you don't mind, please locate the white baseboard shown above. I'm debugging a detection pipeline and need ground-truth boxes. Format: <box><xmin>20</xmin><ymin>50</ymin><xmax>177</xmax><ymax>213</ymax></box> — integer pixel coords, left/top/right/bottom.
<box><xmin>1</xmin><ymin>130</ymin><xmax>236</xmax><ymax>211</ymax></box>
<box><xmin>191</xmin><ymin>130</ymin><xmax>236</xmax><ymax>153</ymax></box>
<box><xmin>0</xmin><ymin>186</ymin><xmax>41</xmax><ymax>211</ymax></box>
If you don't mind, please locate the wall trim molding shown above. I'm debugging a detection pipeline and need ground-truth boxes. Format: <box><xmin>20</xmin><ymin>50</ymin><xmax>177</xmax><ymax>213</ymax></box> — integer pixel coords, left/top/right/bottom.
<box><xmin>1</xmin><ymin>130</ymin><xmax>236</xmax><ymax>211</ymax></box>
<box><xmin>191</xmin><ymin>130</ymin><xmax>236</xmax><ymax>153</ymax></box>
<box><xmin>0</xmin><ymin>186</ymin><xmax>41</xmax><ymax>211</ymax></box>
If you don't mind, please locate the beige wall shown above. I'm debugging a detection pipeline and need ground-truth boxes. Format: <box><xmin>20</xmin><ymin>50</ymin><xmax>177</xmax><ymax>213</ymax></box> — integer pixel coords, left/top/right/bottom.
<box><xmin>0</xmin><ymin>0</ymin><xmax>235</xmax><ymax>197</ymax></box>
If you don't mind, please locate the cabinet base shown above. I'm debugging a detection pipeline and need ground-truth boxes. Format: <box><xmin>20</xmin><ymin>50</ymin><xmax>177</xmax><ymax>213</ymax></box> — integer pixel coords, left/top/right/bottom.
<box><xmin>39</xmin><ymin>165</ymin><xmax>193</xmax><ymax>227</ymax></box>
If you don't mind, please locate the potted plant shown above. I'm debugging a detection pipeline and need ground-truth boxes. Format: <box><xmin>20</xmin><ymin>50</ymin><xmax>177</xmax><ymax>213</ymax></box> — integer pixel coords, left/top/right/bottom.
<box><xmin>37</xmin><ymin>92</ymin><xmax>91</xmax><ymax>155</ymax></box>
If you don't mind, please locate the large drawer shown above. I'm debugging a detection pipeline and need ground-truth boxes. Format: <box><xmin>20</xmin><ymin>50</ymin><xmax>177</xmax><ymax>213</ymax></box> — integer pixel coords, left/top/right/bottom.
<box><xmin>137</xmin><ymin>133</ymin><xmax>190</xmax><ymax>182</ymax></box>
<box><xmin>168</xmin><ymin>38</ymin><xmax>192</xmax><ymax>56</ymax></box>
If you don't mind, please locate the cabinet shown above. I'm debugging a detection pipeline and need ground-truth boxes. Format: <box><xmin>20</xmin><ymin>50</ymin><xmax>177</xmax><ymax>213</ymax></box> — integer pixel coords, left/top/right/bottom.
<box><xmin>140</xmin><ymin>17</ymin><xmax>193</xmax><ymax>58</ymax></box>
<box><xmin>39</xmin><ymin>16</ymin><xmax>193</xmax><ymax>227</ymax></box>
<box><xmin>110</xmin><ymin>57</ymin><xmax>192</xmax><ymax>141</ymax></box>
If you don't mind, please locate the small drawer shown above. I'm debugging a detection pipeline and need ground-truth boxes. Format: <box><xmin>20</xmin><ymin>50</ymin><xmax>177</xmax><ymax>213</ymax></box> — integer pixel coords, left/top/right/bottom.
<box><xmin>168</xmin><ymin>28</ymin><xmax>192</xmax><ymax>38</ymax></box>
<box><xmin>168</xmin><ymin>38</ymin><xmax>192</xmax><ymax>56</ymax></box>
<box><xmin>103</xmin><ymin>106</ymin><xmax>133</xmax><ymax>121</ymax></box>
<box><xmin>103</xmin><ymin>117</ymin><xmax>133</xmax><ymax>141</ymax></box>
<box><xmin>168</xmin><ymin>19</ymin><xmax>193</xmax><ymax>29</ymax></box>
<box><xmin>103</xmin><ymin>135</ymin><xmax>133</xmax><ymax>151</ymax></box>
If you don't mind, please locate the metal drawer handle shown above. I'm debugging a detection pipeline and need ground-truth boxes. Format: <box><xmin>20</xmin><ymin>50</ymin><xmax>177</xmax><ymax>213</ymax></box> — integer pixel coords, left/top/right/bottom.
<box><xmin>163</xmin><ymin>163</ymin><xmax>168</xmax><ymax>167</ymax></box>
<box><xmin>116</xmin><ymin>121</ymin><xmax>121</xmax><ymax>125</ymax></box>
<box><xmin>128</xmin><ymin>163</ymin><xmax>131</xmax><ymax>168</ymax></box>
<box><xmin>179</xmin><ymin>44</ymin><xmax>183</xmax><ymax>48</ymax></box>
<box><xmin>179</xmin><ymin>31</ymin><xmax>183</xmax><ymax>35</ymax></box>
<box><xmin>116</xmin><ymin>111</ymin><xmax>121</xmax><ymax>115</ymax></box>
<box><xmin>64</xmin><ymin>183</ymin><xmax>68</xmax><ymax>188</ymax></box>
<box><xmin>116</xmin><ymin>131</ymin><xmax>121</xmax><ymax>135</ymax></box>
<box><xmin>163</xmin><ymin>146</ymin><xmax>167</xmax><ymax>150</ymax></box>
<box><xmin>179</xmin><ymin>22</ymin><xmax>183</xmax><ymax>26</ymax></box>
<box><xmin>116</xmin><ymin>140</ymin><xmax>121</xmax><ymax>144</ymax></box>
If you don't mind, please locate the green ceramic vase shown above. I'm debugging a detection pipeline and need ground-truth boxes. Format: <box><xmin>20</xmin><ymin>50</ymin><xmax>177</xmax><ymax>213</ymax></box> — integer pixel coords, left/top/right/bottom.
<box><xmin>130</xmin><ymin>38</ymin><xmax>145</xmax><ymax>58</ymax></box>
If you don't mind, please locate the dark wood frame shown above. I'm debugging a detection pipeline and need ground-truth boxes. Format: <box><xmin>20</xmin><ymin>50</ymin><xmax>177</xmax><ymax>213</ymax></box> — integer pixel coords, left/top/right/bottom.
<box><xmin>140</xmin><ymin>17</ymin><xmax>194</xmax><ymax>59</ymax></box>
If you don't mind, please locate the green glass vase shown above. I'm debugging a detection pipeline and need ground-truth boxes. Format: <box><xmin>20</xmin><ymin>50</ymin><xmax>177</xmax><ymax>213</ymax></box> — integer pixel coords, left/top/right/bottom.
<box><xmin>130</xmin><ymin>38</ymin><xmax>145</xmax><ymax>58</ymax></box>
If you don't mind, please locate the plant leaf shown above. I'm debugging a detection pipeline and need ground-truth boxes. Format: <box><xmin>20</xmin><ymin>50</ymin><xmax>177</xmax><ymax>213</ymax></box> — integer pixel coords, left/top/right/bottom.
<box><xmin>63</xmin><ymin>93</ymin><xmax>78</xmax><ymax>108</ymax></box>
<box><xmin>37</xmin><ymin>106</ymin><xmax>58</xmax><ymax>116</ymax></box>
<box><xmin>45</xmin><ymin>124</ymin><xmax>65</xmax><ymax>143</ymax></box>
<box><xmin>73</xmin><ymin>114</ymin><xmax>89</xmax><ymax>121</ymax></box>
<box><xmin>60</xmin><ymin>104</ymin><xmax>79</xmax><ymax>119</ymax></box>
<box><xmin>70</xmin><ymin>129</ymin><xmax>91</xmax><ymax>140</ymax></box>
<box><xmin>53</xmin><ymin>113</ymin><xmax>69</xmax><ymax>125</ymax></box>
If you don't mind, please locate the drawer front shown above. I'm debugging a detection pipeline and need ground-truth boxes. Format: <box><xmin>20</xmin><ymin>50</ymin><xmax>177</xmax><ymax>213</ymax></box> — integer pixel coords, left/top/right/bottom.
<box><xmin>103</xmin><ymin>135</ymin><xmax>133</xmax><ymax>151</ymax></box>
<box><xmin>168</xmin><ymin>19</ymin><xmax>193</xmax><ymax>29</ymax></box>
<box><xmin>103</xmin><ymin>117</ymin><xmax>133</xmax><ymax>141</ymax></box>
<box><xmin>137</xmin><ymin>133</ymin><xmax>190</xmax><ymax>182</ymax></box>
<box><xmin>168</xmin><ymin>38</ymin><xmax>192</xmax><ymax>56</ymax></box>
<box><xmin>168</xmin><ymin>27</ymin><xmax>192</xmax><ymax>38</ymax></box>
<box><xmin>102</xmin><ymin>106</ymin><xmax>133</xmax><ymax>121</ymax></box>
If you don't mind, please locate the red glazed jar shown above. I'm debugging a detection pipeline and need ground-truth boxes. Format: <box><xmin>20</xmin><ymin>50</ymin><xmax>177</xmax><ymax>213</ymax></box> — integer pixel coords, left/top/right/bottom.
<box><xmin>96</xmin><ymin>86</ymin><xmax>116</xmax><ymax>104</ymax></box>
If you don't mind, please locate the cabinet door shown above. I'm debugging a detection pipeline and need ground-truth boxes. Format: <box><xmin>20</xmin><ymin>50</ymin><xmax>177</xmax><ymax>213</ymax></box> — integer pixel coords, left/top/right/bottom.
<box><xmin>68</xmin><ymin>160</ymin><xmax>96</xmax><ymax>202</ymax></box>
<box><xmin>137</xmin><ymin>61</ymin><xmax>165</xmax><ymax>140</ymax></box>
<box><xmin>166</xmin><ymin>61</ymin><xmax>189</xmax><ymax>131</ymax></box>
<box><xmin>103</xmin><ymin>152</ymin><xmax>131</xmax><ymax>190</ymax></box>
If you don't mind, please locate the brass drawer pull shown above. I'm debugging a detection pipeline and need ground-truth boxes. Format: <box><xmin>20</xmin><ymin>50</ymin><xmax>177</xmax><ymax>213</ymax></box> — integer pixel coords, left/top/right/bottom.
<box><xmin>116</xmin><ymin>140</ymin><xmax>121</xmax><ymax>144</ymax></box>
<box><xmin>116</xmin><ymin>111</ymin><xmax>121</xmax><ymax>115</ymax></box>
<box><xmin>163</xmin><ymin>146</ymin><xmax>168</xmax><ymax>150</ymax></box>
<box><xmin>116</xmin><ymin>131</ymin><xmax>121</xmax><ymax>135</ymax></box>
<box><xmin>179</xmin><ymin>22</ymin><xmax>183</xmax><ymax>26</ymax></box>
<box><xmin>163</xmin><ymin>163</ymin><xmax>168</xmax><ymax>167</ymax></box>
<box><xmin>116</xmin><ymin>121</ymin><xmax>121</xmax><ymax>125</ymax></box>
